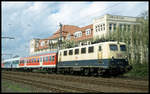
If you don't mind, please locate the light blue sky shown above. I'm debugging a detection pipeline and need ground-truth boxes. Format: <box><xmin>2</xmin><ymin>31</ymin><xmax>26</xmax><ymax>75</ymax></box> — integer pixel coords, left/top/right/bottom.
<box><xmin>2</xmin><ymin>1</ymin><xmax>148</xmax><ymax>59</ymax></box>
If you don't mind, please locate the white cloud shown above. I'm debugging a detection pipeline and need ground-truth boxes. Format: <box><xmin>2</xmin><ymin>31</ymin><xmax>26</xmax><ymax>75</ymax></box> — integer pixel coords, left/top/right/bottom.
<box><xmin>2</xmin><ymin>1</ymin><xmax>148</xmax><ymax>58</ymax></box>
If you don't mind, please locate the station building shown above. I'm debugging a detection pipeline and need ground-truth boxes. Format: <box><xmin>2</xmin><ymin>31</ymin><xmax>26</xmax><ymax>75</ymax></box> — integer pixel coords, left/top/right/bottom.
<box><xmin>30</xmin><ymin>14</ymin><xmax>141</xmax><ymax>55</ymax></box>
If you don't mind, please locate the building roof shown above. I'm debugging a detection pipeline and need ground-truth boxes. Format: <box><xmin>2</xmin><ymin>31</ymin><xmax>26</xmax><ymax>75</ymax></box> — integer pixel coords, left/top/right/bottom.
<box><xmin>45</xmin><ymin>24</ymin><xmax>93</xmax><ymax>41</ymax></box>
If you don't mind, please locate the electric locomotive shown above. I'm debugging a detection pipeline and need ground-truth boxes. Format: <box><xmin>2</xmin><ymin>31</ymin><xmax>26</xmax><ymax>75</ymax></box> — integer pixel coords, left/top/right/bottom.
<box><xmin>58</xmin><ymin>41</ymin><xmax>132</xmax><ymax>76</ymax></box>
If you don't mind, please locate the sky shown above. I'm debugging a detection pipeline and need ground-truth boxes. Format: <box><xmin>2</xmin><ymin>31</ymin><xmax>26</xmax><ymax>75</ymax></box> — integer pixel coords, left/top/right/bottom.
<box><xmin>2</xmin><ymin>1</ymin><xmax>148</xmax><ymax>59</ymax></box>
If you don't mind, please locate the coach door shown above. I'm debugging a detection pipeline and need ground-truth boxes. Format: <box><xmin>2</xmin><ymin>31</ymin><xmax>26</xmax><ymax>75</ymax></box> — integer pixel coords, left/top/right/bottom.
<box><xmin>58</xmin><ymin>52</ymin><xmax>62</xmax><ymax>62</ymax></box>
<box><xmin>24</xmin><ymin>59</ymin><xmax>27</xmax><ymax>67</ymax></box>
<box><xmin>40</xmin><ymin>56</ymin><xmax>43</xmax><ymax>67</ymax></box>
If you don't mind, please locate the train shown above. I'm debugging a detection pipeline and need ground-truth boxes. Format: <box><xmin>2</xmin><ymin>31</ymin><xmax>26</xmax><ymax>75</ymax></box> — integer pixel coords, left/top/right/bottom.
<box><xmin>2</xmin><ymin>41</ymin><xmax>132</xmax><ymax>76</ymax></box>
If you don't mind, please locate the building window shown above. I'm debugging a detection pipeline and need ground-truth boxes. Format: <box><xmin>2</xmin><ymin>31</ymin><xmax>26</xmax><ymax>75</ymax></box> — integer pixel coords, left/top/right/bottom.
<box><xmin>128</xmin><ymin>25</ymin><xmax>130</xmax><ymax>31</ymax></box>
<box><xmin>67</xmin><ymin>34</ymin><xmax>71</xmax><ymax>40</ymax></box>
<box><xmin>41</xmin><ymin>41</ymin><xmax>45</xmax><ymax>46</ymax></box>
<box><xmin>85</xmin><ymin>29</ymin><xmax>91</xmax><ymax>35</ymax></box>
<box><xmin>113</xmin><ymin>24</ymin><xmax>116</xmax><ymax>31</ymax></box>
<box><xmin>109</xmin><ymin>23</ymin><xmax>112</xmax><ymax>31</ymax></box>
<box><xmin>74</xmin><ymin>31</ymin><xmax>82</xmax><ymax>38</ymax></box>
<box><xmin>124</xmin><ymin>24</ymin><xmax>126</xmax><ymax>31</ymax></box>
<box><xmin>134</xmin><ymin>25</ymin><xmax>136</xmax><ymax>32</ymax></box>
<box><xmin>96</xmin><ymin>29</ymin><xmax>97</xmax><ymax>32</ymax></box>
<box><xmin>119</xmin><ymin>24</ymin><xmax>122</xmax><ymax>31</ymax></box>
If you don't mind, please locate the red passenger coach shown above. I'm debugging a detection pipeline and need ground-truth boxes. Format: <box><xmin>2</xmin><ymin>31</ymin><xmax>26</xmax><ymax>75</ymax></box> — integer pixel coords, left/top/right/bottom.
<box><xmin>19</xmin><ymin>51</ymin><xmax>57</xmax><ymax>71</ymax></box>
<box><xmin>40</xmin><ymin>53</ymin><xmax>57</xmax><ymax>68</ymax></box>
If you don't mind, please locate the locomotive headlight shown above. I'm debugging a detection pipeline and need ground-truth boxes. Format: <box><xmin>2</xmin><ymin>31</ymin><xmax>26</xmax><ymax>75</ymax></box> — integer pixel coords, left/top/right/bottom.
<box><xmin>125</xmin><ymin>56</ymin><xmax>128</xmax><ymax>61</ymax></box>
<box><xmin>112</xmin><ymin>56</ymin><xmax>114</xmax><ymax>60</ymax></box>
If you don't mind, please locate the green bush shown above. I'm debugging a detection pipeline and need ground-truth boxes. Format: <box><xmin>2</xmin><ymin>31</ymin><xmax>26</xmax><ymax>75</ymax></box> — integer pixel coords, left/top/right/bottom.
<box><xmin>124</xmin><ymin>63</ymin><xmax>149</xmax><ymax>78</ymax></box>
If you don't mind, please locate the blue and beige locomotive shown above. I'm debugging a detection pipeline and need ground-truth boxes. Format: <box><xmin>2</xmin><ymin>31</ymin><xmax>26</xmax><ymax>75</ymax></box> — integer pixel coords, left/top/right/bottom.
<box><xmin>2</xmin><ymin>41</ymin><xmax>132</xmax><ymax>76</ymax></box>
<box><xmin>58</xmin><ymin>41</ymin><xmax>132</xmax><ymax>76</ymax></box>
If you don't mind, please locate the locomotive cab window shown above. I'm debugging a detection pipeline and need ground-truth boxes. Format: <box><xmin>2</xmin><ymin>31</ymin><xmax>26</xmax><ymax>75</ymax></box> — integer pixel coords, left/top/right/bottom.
<box><xmin>88</xmin><ymin>46</ymin><xmax>94</xmax><ymax>53</ymax></box>
<box><xmin>81</xmin><ymin>47</ymin><xmax>86</xmax><ymax>54</ymax></box>
<box><xmin>64</xmin><ymin>51</ymin><xmax>67</xmax><ymax>56</ymax></box>
<box><xmin>120</xmin><ymin>45</ymin><xmax>126</xmax><ymax>51</ymax></box>
<box><xmin>75</xmin><ymin>49</ymin><xmax>79</xmax><ymax>55</ymax></box>
<box><xmin>109</xmin><ymin>44</ymin><xmax>118</xmax><ymax>51</ymax></box>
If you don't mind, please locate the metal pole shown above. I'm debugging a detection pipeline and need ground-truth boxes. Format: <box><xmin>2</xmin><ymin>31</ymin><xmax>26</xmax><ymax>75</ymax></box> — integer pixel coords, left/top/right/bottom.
<box><xmin>59</xmin><ymin>23</ymin><xmax>62</xmax><ymax>50</ymax></box>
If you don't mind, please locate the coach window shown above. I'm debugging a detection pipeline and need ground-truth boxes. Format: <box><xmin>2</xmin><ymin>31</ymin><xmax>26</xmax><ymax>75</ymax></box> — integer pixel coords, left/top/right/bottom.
<box><xmin>75</xmin><ymin>49</ymin><xmax>79</xmax><ymax>55</ymax></box>
<box><xmin>43</xmin><ymin>57</ymin><xmax>45</xmax><ymax>62</ymax></box>
<box><xmin>81</xmin><ymin>47</ymin><xmax>86</xmax><ymax>54</ymax></box>
<box><xmin>32</xmin><ymin>59</ymin><xmax>34</xmax><ymax>63</ymax></box>
<box><xmin>69</xmin><ymin>50</ymin><xmax>73</xmax><ymax>55</ymax></box>
<box><xmin>37</xmin><ymin>58</ymin><xmax>39</xmax><ymax>62</ymax></box>
<box><xmin>109</xmin><ymin>44</ymin><xmax>118</xmax><ymax>51</ymax></box>
<box><xmin>88</xmin><ymin>46</ymin><xmax>94</xmax><ymax>53</ymax></box>
<box><xmin>46</xmin><ymin>56</ymin><xmax>48</xmax><ymax>62</ymax></box>
<box><xmin>34</xmin><ymin>58</ymin><xmax>36</xmax><ymax>63</ymax></box>
<box><xmin>40</xmin><ymin>57</ymin><xmax>42</xmax><ymax>62</ymax></box>
<box><xmin>64</xmin><ymin>51</ymin><xmax>67</xmax><ymax>56</ymax></box>
<box><xmin>49</xmin><ymin>56</ymin><xmax>51</xmax><ymax>61</ymax></box>
<box><xmin>52</xmin><ymin>56</ymin><xmax>55</xmax><ymax>61</ymax></box>
<box><xmin>99</xmin><ymin>46</ymin><xmax>102</xmax><ymax>51</ymax></box>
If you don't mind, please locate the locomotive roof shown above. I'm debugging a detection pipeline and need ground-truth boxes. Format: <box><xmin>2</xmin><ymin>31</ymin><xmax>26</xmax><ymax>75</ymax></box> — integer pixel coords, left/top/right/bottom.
<box><xmin>23</xmin><ymin>50</ymin><xmax>58</xmax><ymax>58</ymax></box>
<box><xmin>60</xmin><ymin>41</ymin><xmax>126</xmax><ymax>51</ymax></box>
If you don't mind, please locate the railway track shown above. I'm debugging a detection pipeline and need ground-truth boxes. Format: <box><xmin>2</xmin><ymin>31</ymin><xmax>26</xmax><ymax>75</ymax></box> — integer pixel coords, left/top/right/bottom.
<box><xmin>2</xmin><ymin>73</ymin><xmax>100</xmax><ymax>93</ymax></box>
<box><xmin>2</xmin><ymin>71</ymin><xmax>148</xmax><ymax>92</ymax></box>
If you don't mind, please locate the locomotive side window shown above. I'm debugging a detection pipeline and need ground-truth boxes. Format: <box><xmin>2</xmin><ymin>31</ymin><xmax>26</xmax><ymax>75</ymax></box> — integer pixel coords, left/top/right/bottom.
<box><xmin>69</xmin><ymin>50</ymin><xmax>73</xmax><ymax>55</ymax></box>
<box><xmin>64</xmin><ymin>51</ymin><xmax>67</xmax><ymax>56</ymax></box>
<box><xmin>88</xmin><ymin>46</ymin><xmax>94</xmax><ymax>53</ymax></box>
<box><xmin>75</xmin><ymin>49</ymin><xmax>79</xmax><ymax>55</ymax></box>
<box><xmin>109</xmin><ymin>44</ymin><xmax>118</xmax><ymax>51</ymax></box>
<box><xmin>81</xmin><ymin>47</ymin><xmax>86</xmax><ymax>54</ymax></box>
<box><xmin>99</xmin><ymin>46</ymin><xmax>102</xmax><ymax>51</ymax></box>
<box><xmin>120</xmin><ymin>45</ymin><xmax>126</xmax><ymax>51</ymax></box>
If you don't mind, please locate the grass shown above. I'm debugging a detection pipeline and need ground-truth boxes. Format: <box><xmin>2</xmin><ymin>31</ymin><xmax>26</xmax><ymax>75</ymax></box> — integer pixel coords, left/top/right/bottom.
<box><xmin>124</xmin><ymin>63</ymin><xmax>149</xmax><ymax>79</ymax></box>
<box><xmin>2</xmin><ymin>79</ymin><xmax>32</xmax><ymax>92</ymax></box>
